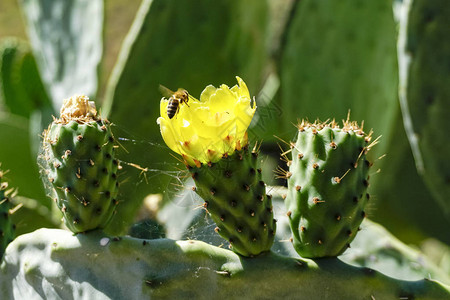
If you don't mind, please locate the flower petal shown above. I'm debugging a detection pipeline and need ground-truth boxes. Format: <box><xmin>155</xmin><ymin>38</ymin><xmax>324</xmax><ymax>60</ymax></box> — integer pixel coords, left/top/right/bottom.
<box><xmin>157</xmin><ymin>77</ymin><xmax>254</xmax><ymax>166</ymax></box>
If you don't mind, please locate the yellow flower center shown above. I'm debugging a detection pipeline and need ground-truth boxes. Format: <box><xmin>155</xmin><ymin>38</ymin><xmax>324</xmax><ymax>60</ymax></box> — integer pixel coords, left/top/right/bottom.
<box><xmin>157</xmin><ymin>77</ymin><xmax>256</xmax><ymax>166</ymax></box>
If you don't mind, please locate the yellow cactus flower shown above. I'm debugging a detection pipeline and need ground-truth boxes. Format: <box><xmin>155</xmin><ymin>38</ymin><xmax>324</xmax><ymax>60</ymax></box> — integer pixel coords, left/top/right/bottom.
<box><xmin>157</xmin><ymin>76</ymin><xmax>256</xmax><ymax>166</ymax></box>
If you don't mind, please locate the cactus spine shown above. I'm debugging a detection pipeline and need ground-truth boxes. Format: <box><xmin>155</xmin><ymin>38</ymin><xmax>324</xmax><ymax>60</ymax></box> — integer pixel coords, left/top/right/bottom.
<box><xmin>41</xmin><ymin>95</ymin><xmax>120</xmax><ymax>233</ymax></box>
<box><xmin>189</xmin><ymin>145</ymin><xmax>276</xmax><ymax>257</ymax></box>
<box><xmin>285</xmin><ymin>120</ymin><xmax>376</xmax><ymax>258</ymax></box>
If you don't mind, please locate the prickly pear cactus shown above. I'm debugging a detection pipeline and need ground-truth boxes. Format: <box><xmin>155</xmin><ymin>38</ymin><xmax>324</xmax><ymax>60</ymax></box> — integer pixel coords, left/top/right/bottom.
<box><xmin>41</xmin><ymin>95</ymin><xmax>119</xmax><ymax>233</ymax></box>
<box><xmin>285</xmin><ymin>120</ymin><xmax>375</xmax><ymax>258</ymax></box>
<box><xmin>0</xmin><ymin>170</ymin><xmax>14</xmax><ymax>258</ymax></box>
<box><xmin>398</xmin><ymin>0</ymin><xmax>450</xmax><ymax>216</ymax></box>
<box><xmin>157</xmin><ymin>77</ymin><xmax>276</xmax><ymax>257</ymax></box>
<box><xmin>2</xmin><ymin>228</ymin><xmax>450</xmax><ymax>299</ymax></box>
<box><xmin>189</xmin><ymin>146</ymin><xmax>276</xmax><ymax>257</ymax></box>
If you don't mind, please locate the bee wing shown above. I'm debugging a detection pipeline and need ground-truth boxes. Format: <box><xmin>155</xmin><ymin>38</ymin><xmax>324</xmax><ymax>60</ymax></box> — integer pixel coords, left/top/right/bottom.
<box><xmin>159</xmin><ymin>85</ymin><xmax>175</xmax><ymax>98</ymax></box>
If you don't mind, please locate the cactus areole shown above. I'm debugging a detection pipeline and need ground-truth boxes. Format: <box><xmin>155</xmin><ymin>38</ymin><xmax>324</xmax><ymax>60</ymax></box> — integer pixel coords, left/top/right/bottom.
<box><xmin>157</xmin><ymin>77</ymin><xmax>276</xmax><ymax>257</ymax></box>
<box><xmin>42</xmin><ymin>95</ymin><xmax>120</xmax><ymax>233</ymax></box>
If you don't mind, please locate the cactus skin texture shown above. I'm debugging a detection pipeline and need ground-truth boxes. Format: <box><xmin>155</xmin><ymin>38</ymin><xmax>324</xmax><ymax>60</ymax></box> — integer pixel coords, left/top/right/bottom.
<box><xmin>42</xmin><ymin>107</ymin><xmax>119</xmax><ymax>233</ymax></box>
<box><xmin>404</xmin><ymin>0</ymin><xmax>450</xmax><ymax>216</ymax></box>
<box><xmin>285</xmin><ymin>120</ymin><xmax>374</xmax><ymax>258</ymax></box>
<box><xmin>280</xmin><ymin>0</ymin><xmax>397</xmax><ymax>153</ymax></box>
<box><xmin>1</xmin><ymin>228</ymin><xmax>449</xmax><ymax>299</ymax></box>
<box><xmin>0</xmin><ymin>172</ymin><xmax>14</xmax><ymax>259</ymax></box>
<box><xmin>188</xmin><ymin>147</ymin><xmax>276</xmax><ymax>257</ymax></box>
<box><xmin>128</xmin><ymin>219</ymin><xmax>166</xmax><ymax>240</ymax></box>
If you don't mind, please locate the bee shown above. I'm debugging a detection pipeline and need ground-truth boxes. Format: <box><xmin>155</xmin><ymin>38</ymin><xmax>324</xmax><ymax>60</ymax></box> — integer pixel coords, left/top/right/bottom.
<box><xmin>159</xmin><ymin>85</ymin><xmax>191</xmax><ymax>119</ymax></box>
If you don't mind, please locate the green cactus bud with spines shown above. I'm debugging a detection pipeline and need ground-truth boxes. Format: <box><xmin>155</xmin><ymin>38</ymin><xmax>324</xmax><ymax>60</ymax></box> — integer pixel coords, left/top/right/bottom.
<box><xmin>189</xmin><ymin>145</ymin><xmax>276</xmax><ymax>257</ymax></box>
<box><xmin>285</xmin><ymin>119</ymin><xmax>376</xmax><ymax>258</ymax></box>
<box><xmin>0</xmin><ymin>170</ymin><xmax>15</xmax><ymax>258</ymax></box>
<box><xmin>41</xmin><ymin>95</ymin><xmax>120</xmax><ymax>233</ymax></box>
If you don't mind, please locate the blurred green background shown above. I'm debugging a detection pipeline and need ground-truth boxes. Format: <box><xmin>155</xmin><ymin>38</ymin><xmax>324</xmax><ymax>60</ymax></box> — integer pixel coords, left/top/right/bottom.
<box><xmin>0</xmin><ymin>0</ymin><xmax>141</xmax><ymax>95</ymax></box>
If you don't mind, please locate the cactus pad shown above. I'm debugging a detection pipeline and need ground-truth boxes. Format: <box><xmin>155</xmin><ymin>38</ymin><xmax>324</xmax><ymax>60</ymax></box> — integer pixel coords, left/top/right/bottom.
<box><xmin>403</xmin><ymin>0</ymin><xmax>450</xmax><ymax>216</ymax></box>
<box><xmin>2</xmin><ymin>228</ymin><xmax>449</xmax><ymax>299</ymax></box>
<box><xmin>189</xmin><ymin>146</ymin><xmax>276</xmax><ymax>257</ymax></box>
<box><xmin>285</xmin><ymin>120</ymin><xmax>375</xmax><ymax>258</ymax></box>
<box><xmin>41</xmin><ymin>95</ymin><xmax>119</xmax><ymax>233</ymax></box>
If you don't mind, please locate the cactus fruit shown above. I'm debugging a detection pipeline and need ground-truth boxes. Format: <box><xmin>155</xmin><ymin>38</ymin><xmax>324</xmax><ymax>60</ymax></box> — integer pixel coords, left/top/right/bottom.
<box><xmin>0</xmin><ymin>171</ymin><xmax>15</xmax><ymax>258</ymax></box>
<box><xmin>285</xmin><ymin>120</ymin><xmax>376</xmax><ymax>258</ymax></box>
<box><xmin>41</xmin><ymin>95</ymin><xmax>120</xmax><ymax>233</ymax></box>
<box><xmin>189</xmin><ymin>146</ymin><xmax>276</xmax><ymax>257</ymax></box>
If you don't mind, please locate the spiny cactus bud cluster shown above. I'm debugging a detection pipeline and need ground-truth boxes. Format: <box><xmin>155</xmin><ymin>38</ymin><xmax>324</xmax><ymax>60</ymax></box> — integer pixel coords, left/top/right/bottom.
<box><xmin>284</xmin><ymin>119</ymin><xmax>377</xmax><ymax>258</ymax></box>
<box><xmin>189</xmin><ymin>144</ymin><xmax>276</xmax><ymax>257</ymax></box>
<box><xmin>41</xmin><ymin>95</ymin><xmax>120</xmax><ymax>233</ymax></box>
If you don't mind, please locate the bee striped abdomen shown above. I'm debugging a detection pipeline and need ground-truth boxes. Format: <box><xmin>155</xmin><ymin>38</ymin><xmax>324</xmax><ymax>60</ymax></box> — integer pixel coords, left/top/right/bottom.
<box><xmin>167</xmin><ymin>98</ymin><xmax>179</xmax><ymax>119</ymax></box>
